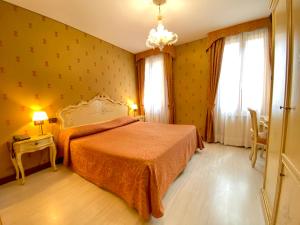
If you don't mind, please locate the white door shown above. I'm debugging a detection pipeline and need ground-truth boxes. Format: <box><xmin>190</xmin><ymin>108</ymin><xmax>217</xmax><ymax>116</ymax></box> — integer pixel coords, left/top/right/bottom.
<box><xmin>264</xmin><ymin>0</ymin><xmax>290</xmax><ymax>220</ymax></box>
<box><xmin>276</xmin><ymin>0</ymin><xmax>300</xmax><ymax>224</ymax></box>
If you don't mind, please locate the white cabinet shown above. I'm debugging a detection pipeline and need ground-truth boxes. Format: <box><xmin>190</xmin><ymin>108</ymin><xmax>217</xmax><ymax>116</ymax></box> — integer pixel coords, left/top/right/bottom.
<box><xmin>262</xmin><ymin>0</ymin><xmax>300</xmax><ymax>224</ymax></box>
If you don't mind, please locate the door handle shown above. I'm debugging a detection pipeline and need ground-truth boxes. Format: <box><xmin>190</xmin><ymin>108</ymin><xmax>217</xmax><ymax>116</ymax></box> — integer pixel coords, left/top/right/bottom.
<box><xmin>280</xmin><ymin>106</ymin><xmax>296</xmax><ymax>110</ymax></box>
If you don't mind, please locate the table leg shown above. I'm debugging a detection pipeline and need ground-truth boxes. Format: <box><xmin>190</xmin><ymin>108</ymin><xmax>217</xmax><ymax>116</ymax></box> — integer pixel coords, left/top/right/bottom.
<box><xmin>49</xmin><ymin>146</ymin><xmax>53</xmax><ymax>167</ymax></box>
<box><xmin>10</xmin><ymin>156</ymin><xmax>19</xmax><ymax>180</ymax></box>
<box><xmin>50</xmin><ymin>144</ymin><xmax>57</xmax><ymax>171</ymax></box>
<box><xmin>16</xmin><ymin>154</ymin><xmax>25</xmax><ymax>185</ymax></box>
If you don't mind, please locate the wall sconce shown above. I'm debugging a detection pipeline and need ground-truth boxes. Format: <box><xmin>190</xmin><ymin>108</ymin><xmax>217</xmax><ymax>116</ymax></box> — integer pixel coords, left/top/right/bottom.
<box><xmin>48</xmin><ymin>117</ymin><xmax>58</xmax><ymax>123</ymax></box>
<box><xmin>32</xmin><ymin>111</ymin><xmax>48</xmax><ymax>135</ymax></box>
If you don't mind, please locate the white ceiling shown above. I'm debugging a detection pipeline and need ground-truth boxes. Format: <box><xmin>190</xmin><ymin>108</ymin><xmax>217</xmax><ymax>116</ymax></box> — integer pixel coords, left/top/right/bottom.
<box><xmin>4</xmin><ymin>0</ymin><xmax>270</xmax><ymax>53</ymax></box>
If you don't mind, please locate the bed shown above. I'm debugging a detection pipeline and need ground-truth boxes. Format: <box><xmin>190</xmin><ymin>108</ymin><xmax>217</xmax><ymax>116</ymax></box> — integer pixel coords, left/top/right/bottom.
<box><xmin>57</xmin><ymin>95</ymin><xmax>204</xmax><ymax>219</ymax></box>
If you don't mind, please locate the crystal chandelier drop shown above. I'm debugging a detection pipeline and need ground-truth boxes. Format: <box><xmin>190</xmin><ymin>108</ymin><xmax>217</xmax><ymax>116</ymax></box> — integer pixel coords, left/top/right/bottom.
<box><xmin>146</xmin><ymin>0</ymin><xmax>178</xmax><ymax>51</ymax></box>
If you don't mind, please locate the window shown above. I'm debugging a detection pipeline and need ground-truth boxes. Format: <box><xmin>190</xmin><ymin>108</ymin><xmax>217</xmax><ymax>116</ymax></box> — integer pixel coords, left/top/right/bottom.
<box><xmin>214</xmin><ymin>28</ymin><xmax>270</xmax><ymax>147</ymax></box>
<box><xmin>144</xmin><ymin>54</ymin><xmax>169</xmax><ymax>123</ymax></box>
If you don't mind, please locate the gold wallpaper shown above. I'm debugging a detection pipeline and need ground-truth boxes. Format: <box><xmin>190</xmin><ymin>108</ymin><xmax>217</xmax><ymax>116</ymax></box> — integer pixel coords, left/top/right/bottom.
<box><xmin>173</xmin><ymin>38</ymin><xmax>209</xmax><ymax>137</ymax></box>
<box><xmin>0</xmin><ymin>1</ymin><xmax>137</xmax><ymax>178</ymax></box>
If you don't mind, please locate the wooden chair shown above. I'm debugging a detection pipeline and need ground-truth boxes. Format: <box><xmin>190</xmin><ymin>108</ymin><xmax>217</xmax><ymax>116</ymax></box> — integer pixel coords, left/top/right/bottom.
<box><xmin>248</xmin><ymin>108</ymin><xmax>267</xmax><ymax>168</ymax></box>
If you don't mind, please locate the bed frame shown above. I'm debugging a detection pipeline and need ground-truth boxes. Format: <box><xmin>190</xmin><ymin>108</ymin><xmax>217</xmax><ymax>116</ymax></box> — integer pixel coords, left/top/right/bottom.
<box><xmin>57</xmin><ymin>95</ymin><xmax>129</xmax><ymax>129</ymax></box>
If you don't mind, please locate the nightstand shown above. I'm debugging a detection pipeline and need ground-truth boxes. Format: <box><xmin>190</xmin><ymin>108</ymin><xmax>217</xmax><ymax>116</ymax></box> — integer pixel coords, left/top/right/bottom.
<box><xmin>11</xmin><ymin>134</ymin><xmax>57</xmax><ymax>184</ymax></box>
<box><xmin>135</xmin><ymin>115</ymin><xmax>145</xmax><ymax>122</ymax></box>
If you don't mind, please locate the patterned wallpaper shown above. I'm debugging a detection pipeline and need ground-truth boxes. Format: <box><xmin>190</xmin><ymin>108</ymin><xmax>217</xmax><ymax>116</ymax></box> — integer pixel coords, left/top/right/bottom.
<box><xmin>173</xmin><ymin>38</ymin><xmax>209</xmax><ymax>137</ymax></box>
<box><xmin>0</xmin><ymin>1</ymin><xmax>137</xmax><ymax>178</ymax></box>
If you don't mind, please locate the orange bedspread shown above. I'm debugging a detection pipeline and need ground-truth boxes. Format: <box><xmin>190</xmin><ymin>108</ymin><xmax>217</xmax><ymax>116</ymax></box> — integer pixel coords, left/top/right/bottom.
<box><xmin>58</xmin><ymin>117</ymin><xmax>204</xmax><ymax>219</ymax></box>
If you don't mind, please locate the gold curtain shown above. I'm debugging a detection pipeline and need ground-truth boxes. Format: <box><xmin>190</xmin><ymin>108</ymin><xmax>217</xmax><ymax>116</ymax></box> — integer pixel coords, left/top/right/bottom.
<box><xmin>135</xmin><ymin>46</ymin><xmax>176</xmax><ymax>62</ymax></box>
<box><xmin>136</xmin><ymin>58</ymin><xmax>145</xmax><ymax>115</ymax></box>
<box><xmin>164</xmin><ymin>53</ymin><xmax>175</xmax><ymax>124</ymax></box>
<box><xmin>204</xmin><ymin>38</ymin><xmax>225</xmax><ymax>142</ymax></box>
<box><xmin>206</xmin><ymin>17</ymin><xmax>271</xmax><ymax>50</ymax></box>
<box><xmin>204</xmin><ymin>17</ymin><xmax>271</xmax><ymax>142</ymax></box>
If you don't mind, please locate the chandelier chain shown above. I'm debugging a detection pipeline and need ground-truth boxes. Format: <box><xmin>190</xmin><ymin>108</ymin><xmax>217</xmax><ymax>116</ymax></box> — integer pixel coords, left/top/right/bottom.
<box><xmin>158</xmin><ymin>4</ymin><xmax>162</xmax><ymax>20</ymax></box>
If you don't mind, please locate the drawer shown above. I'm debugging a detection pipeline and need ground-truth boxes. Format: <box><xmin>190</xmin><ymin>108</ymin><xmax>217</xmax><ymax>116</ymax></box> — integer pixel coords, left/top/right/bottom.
<box><xmin>14</xmin><ymin>137</ymin><xmax>53</xmax><ymax>153</ymax></box>
<box><xmin>24</xmin><ymin>137</ymin><xmax>52</xmax><ymax>149</ymax></box>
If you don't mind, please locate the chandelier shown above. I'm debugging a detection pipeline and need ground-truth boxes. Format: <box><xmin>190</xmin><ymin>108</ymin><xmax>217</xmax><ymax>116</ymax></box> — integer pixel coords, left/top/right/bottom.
<box><xmin>146</xmin><ymin>0</ymin><xmax>178</xmax><ymax>51</ymax></box>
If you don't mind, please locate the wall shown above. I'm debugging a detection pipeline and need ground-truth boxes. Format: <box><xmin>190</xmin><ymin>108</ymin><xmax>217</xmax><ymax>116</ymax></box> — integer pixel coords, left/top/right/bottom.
<box><xmin>173</xmin><ymin>38</ymin><xmax>209</xmax><ymax>137</ymax></box>
<box><xmin>0</xmin><ymin>1</ymin><xmax>137</xmax><ymax>179</ymax></box>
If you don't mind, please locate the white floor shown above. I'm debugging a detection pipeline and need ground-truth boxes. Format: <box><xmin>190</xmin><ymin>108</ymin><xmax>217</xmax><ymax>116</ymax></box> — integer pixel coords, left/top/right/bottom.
<box><xmin>0</xmin><ymin>143</ymin><xmax>265</xmax><ymax>225</ymax></box>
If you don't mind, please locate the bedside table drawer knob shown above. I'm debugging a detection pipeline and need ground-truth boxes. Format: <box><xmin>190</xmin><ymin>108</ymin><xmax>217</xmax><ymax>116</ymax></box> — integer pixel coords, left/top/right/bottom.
<box><xmin>34</xmin><ymin>142</ymin><xmax>38</xmax><ymax>145</ymax></box>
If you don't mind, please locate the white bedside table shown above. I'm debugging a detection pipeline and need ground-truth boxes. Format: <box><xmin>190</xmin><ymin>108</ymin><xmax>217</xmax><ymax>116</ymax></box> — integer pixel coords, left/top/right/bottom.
<box><xmin>11</xmin><ymin>134</ymin><xmax>57</xmax><ymax>184</ymax></box>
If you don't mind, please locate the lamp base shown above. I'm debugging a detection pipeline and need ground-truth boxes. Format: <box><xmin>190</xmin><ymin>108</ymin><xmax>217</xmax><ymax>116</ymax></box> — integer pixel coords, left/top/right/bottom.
<box><xmin>34</xmin><ymin>120</ymin><xmax>45</xmax><ymax>135</ymax></box>
<box><xmin>39</xmin><ymin>124</ymin><xmax>44</xmax><ymax>136</ymax></box>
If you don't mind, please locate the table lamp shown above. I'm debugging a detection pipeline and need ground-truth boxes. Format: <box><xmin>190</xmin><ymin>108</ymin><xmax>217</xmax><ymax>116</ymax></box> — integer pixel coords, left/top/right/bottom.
<box><xmin>32</xmin><ymin>111</ymin><xmax>48</xmax><ymax>135</ymax></box>
<box><xmin>130</xmin><ymin>103</ymin><xmax>138</xmax><ymax>116</ymax></box>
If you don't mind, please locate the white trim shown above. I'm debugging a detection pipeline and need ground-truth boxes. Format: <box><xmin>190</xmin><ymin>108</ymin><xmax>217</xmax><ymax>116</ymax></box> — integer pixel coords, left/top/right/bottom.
<box><xmin>282</xmin><ymin>153</ymin><xmax>300</xmax><ymax>185</ymax></box>
<box><xmin>261</xmin><ymin>188</ymin><xmax>272</xmax><ymax>225</ymax></box>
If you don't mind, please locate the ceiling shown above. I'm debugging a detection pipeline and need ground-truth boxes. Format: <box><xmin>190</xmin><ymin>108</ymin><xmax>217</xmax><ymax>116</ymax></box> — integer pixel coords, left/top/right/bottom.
<box><xmin>4</xmin><ymin>0</ymin><xmax>270</xmax><ymax>53</ymax></box>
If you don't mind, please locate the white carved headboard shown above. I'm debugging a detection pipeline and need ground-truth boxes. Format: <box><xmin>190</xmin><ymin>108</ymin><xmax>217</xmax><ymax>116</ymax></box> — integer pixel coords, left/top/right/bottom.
<box><xmin>58</xmin><ymin>95</ymin><xmax>129</xmax><ymax>129</ymax></box>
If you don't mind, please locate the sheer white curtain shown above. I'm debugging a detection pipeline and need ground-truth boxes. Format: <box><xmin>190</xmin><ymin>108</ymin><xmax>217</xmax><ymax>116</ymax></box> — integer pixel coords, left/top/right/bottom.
<box><xmin>144</xmin><ymin>54</ymin><xmax>169</xmax><ymax>123</ymax></box>
<box><xmin>214</xmin><ymin>28</ymin><xmax>271</xmax><ymax>147</ymax></box>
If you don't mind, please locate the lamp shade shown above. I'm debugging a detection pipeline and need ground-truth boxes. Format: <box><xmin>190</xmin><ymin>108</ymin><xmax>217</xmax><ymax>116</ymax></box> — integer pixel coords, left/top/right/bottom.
<box><xmin>130</xmin><ymin>103</ymin><xmax>138</xmax><ymax>111</ymax></box>
<box><xmin>32</xmin><ymin>111</ymin><xmax>48</xmax><ymax>122</ymax></box>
